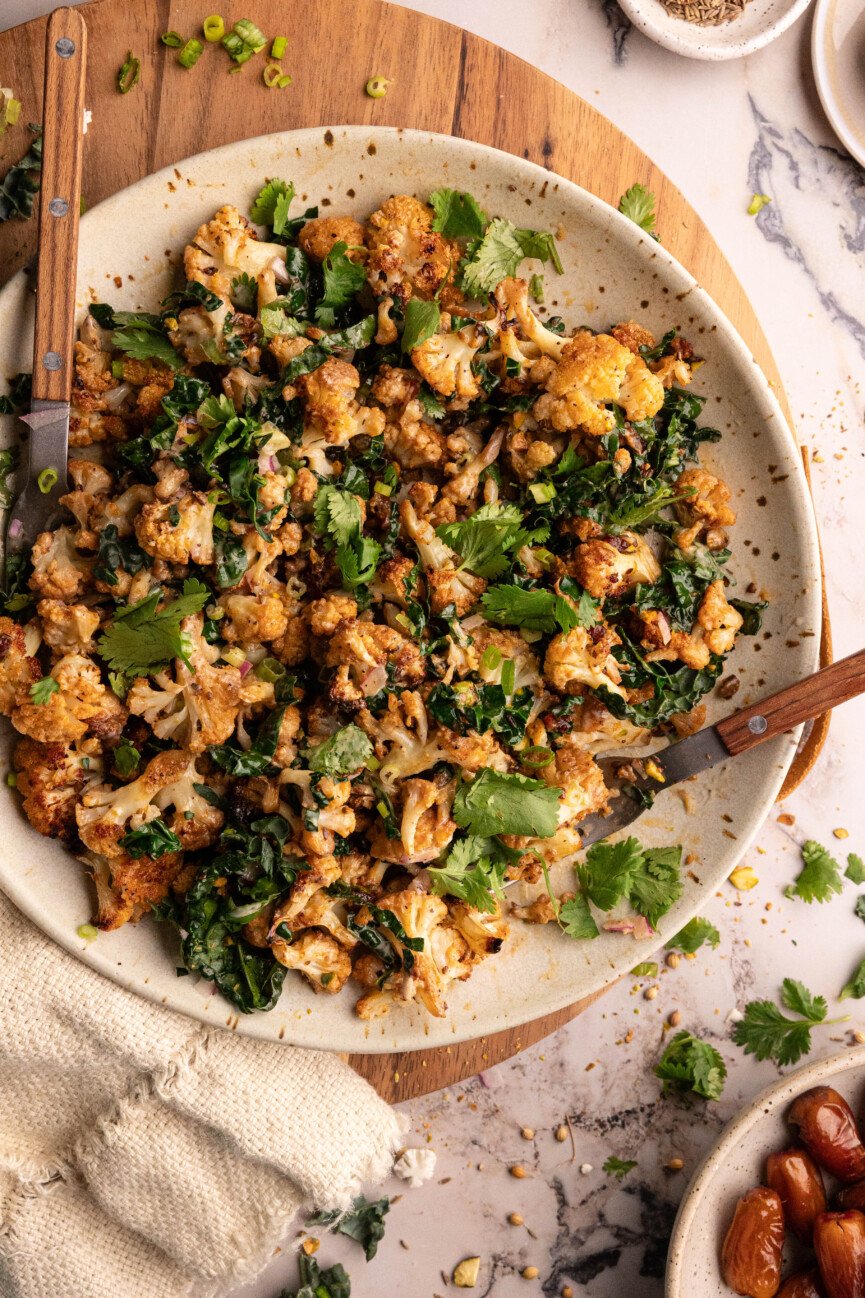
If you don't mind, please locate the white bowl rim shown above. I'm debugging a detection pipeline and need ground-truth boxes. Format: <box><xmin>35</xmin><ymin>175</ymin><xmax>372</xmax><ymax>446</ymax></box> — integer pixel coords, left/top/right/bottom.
<box><xmin>0</xmin><ymin>123</ymin><xmax>822</xmax><ymax>1051</ymax></box>
<box><xmin>665</xmin><ymin>1045</ymin><xmax>865</xmax><ymax>1294</ymax></box>
<box><xmin>810</xmin><ymin>0</ymin><xmax>865</xmax><ymax>170</ymax></box>
<box><xmin>617</xmin><ymin>0</ymin><xmax>814</xmax><ymax>61</ymax></box>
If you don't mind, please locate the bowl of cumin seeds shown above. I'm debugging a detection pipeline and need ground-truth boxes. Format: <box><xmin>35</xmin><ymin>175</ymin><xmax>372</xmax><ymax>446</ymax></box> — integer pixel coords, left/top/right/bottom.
<box><xmin>617</xmin><ymin>0</ymin><xmax>815</xmax><ymax>59</ymax></box>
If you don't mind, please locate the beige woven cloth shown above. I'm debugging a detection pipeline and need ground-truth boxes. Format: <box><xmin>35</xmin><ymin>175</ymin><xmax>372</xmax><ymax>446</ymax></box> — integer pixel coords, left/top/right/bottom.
<box><xmin>0</xmin><ymin>891</ymin><xmax>403</xmax><ymax>1298</ymax></box>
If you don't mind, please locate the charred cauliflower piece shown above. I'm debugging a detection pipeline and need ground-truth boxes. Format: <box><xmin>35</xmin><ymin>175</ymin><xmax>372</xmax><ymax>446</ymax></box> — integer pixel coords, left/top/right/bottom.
<box><xmin>12</xmin><ymin>654</ymin><xmax>126</xmax><ymax>744</ymax></box>
<box><xmin>134</xmin><ymin>492</ymin><xmax>217</xmax><ymax>566</ymax></box>
<box><xmin>368</xmin><ymin>776</ymin><xmax>456</xmax><ymax>865</ymax></box>
<box><xmin>571</xmin><ymin>532</ymin><xmax>661</xmax><ymax>600</ymax></box>
<box><xmin>365</xmin><ymin>195</ymin><xmax>456</xmax><ymax>305</ymax></box>
<box><xmin>298</xmin><ymin>215</ymin><xmax>365</xmax><ymax>263</ymax></box>
<box><xmin>14</xmin><ymin>735</ymin><xmax>104</xmax><ymax>841</ymax></box>
<box><xmin>411</xmin><ymin>324</ymin><xmax>485</xmax><ymax>401</ymax></box>
<box><xmin>75</xmin><ymin>748</ymin><xmax>209</xmax><ymax>859</ymax></box>
<box><xmin>533</xmin><ymin>330</ymin><xmax>664</xmax><ymax>436</ymax></box>
<box><xmin>0</xmin><ymin>617</ymin><xmax>41</xmax><ymax>713</ymax></box>
<box><xmin>296</xmin><ymin>357</ymin><xmax>385</xmax><ymax>476</ymax></box>
<box><xmin>82</xmin><ymin>846</ymin><xmax>185</xmax><ymax>931</ymax></box>
<box><xmin>185</xmin><ymin>203</ymin><xmax>290</xmax><ymax>309</ymax></box>
<box><xmin>652</xmin><ymin>580</ymin><xmax>743</xmax><ymax>670</ymax></box>
<box><xmin>674</xmin><ymin>466</ymin><xmax>736</xmax><ymax>550</ymax></box>
<box><xmin>325</xmin><ymin>618</ymin><xmax>425</xmax><ymax>709</ymax></box>
<box><xmin>544</xmin><ymin>624</ymin><xmax>625</xmax><ymax>698</ymax></box>
<box><xmin>271</xmin><ymin>929</ymin><xmax>352</xmax><ymax>995</ymax></box>
<box><xmin>399</xmin><ymin>497</ymin><xmax>486</xmax><ymax>617</ymax></box>
<box><xmin>37</xmin><ymin>599</ymin><xmax>100</xmax><ymax>657</ymax></box>
<box><xmin>28</xmin><ymin>527</ymin><xmax>92</xmax><ymax>602</ymax></box>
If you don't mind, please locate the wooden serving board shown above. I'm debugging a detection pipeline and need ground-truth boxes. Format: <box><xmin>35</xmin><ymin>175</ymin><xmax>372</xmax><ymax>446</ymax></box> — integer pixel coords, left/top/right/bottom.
<box><xmin>0</xmin><ymin>0</ymin><xmax>831</xmax><ymax>1103</ymax></box>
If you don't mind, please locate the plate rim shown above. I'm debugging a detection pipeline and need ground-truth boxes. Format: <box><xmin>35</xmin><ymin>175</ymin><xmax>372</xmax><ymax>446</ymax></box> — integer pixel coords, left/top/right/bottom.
<box><xmin>811</xmin><ymin>0</ymin><xmax>865</xmax><ymax>170</ymax></box>
<box><xmin>0</xmin><ymin>123</ymin><xmax>823</xmax><ymax>1052</ymax></box>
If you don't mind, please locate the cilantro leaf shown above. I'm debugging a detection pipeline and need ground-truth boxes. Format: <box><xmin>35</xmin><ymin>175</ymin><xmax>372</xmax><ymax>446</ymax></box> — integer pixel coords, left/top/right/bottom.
<box><xmin>315</xmin><ymin>241</ymin><xmax>366</xmax><ymax>323</ymax></box>
<box><xmin>29</xmin><ymin>676</ymin><xmax>58</xmax><ymax>706</ymax></box>
<box><xmin>628</xmin><ymin>845</ymin><xmax>683</xmax><ymax>928</ymax></box>
<box><xmin>602</xmin><ymin>1156</ymin><xmax>636</xmax><ymax>1180</ymax></box>
<box><xmin>453</xmin><ymin>769</ymin><xmax>561</xmax><ymax>839</ymax></box>
<box><xmin>480</xmin><ymin>585</ymin><xmax>578</xmax><ymax>635</ymax></box>
<box><xmin>618</xmin><ymin>183</ymin><xmax>658</xmax><ymax>237</ymax></box>
<box><xmin>114</xmin><ymin>737</ymin><xmax>141</xmax><ymax>778</ymax></box>
<box><xmin>112</xmin><ymin>324</ymin><xmax>182</xmax><ymax>371</ymax></box>
<box><xmin>578</xmin><ymin>837</ymin><xmax>644</xmax><ymax>912</ymax></box>
<box><xmin>841</xmin><ymin>958</ymin><xmax>865</xmax><ymax>1002</ymax></box>
<box><xmin>732</xmin><ymin>978</ymin><xmax>838</xmax><ymax>1067</ymax></box>
<box><xmin>655</xmin><ymin>1030</ymin><xmax>726</xmax><ymax>1101</ymax></box>
<box><xmin>97</xmin><ymin>579</ymin><xmax>210</xmax><ymax>678</ymax></box>
<box><xmin>401</xmin><ymin>298</ymin><xmax>441</xmax><ymax>354</ymax></box>
<box><xmin>666</xmin><ymin>917</ymin><xmax>720</xmax><ymax>954</ymax></box>
<box><xmin>335</xmin><ymin>534</ymin><xmax>382</xmax><ymax>589</ymax></box>
<box><xmin>428</xmin><ymin>835</ymin><xmax>516</xmax><ymax>913</ymax></box>
<box><xmin>314</xmin><ymin>484</ymin><xmax>364</xmax><ymax>547</ymax></box>
<box><xmin>307</xmin><ymin>725</ymin><xmax>373</xmax><ymax>777</ymax></box>
<box><xmin>856</xmin><ymin>896</ymin><xmax>865</xmax><ymax>923</ymax></box>
<box><xmin>309</xmin><ymin>1195</ymin><xmax>390</xmax><ymax>1261</ymax></box>
<box><xmin>846</xmin><ymin>853</ymin><xmax>865</xmax><ymax>884</ymax></box>
<box><xmin>460</xmin><ymin>217</ymin><xmax>563</xmax><ymax>298</ymax></box>
<box><xmin>558</xmin><ymin>893</ymin><xmax>600</xmax><ymax>940</ymax></box>
<box><xmin>250</xmin><ymin>178</ymin><xmax>294</xmax><ymax>227</ymax></box>
<box><xmin>785</xmin><ymin>840</ymin><xmax>844</xmax><ymax>904</ymax></box>
<box><xmin>429</xmin><ymin>187</ymin><xmax>489</xmax><ymax>239</ymax></box>
<box><xmin>437</xmin><ymin>502</ymin><xmax>547</xmax><ymax>579</ymax></box>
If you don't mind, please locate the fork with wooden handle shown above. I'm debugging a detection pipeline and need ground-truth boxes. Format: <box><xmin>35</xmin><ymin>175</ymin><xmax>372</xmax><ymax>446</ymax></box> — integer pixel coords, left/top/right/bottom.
<box><xmin>4</xmin><ymin>7</ymin><xmax>87</xmax><ymax>573</ymax></box>
<box><xmin>571</xmin><ymin>648</ymin><xmax>865</xmax><ymax>849</ymax></box>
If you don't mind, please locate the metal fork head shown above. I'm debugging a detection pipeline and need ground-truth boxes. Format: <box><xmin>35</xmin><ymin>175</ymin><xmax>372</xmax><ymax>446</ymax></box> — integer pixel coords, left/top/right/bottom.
<box><xmin>4</xmin><ymin>399</ymin><xmax>69</xmax><ymax>579</ymax></box>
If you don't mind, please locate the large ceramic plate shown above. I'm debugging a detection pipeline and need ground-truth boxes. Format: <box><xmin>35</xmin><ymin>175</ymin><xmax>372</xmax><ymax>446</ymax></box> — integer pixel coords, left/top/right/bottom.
<box><xmin>0</xmin><ymin>127</ymin><xmax>821</xmax><ymax>1053</ymax></box>
<box><xmin>666</xmin><ymin>1047</ymin><xmax>865</xmax><ymax>1295</ymax></box>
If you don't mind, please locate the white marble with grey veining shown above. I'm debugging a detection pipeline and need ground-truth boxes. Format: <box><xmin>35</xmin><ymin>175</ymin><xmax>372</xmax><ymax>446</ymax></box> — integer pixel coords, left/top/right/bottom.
<box><xmin>4</xmin><ymin>0</ymin><xmax>865</xmax><ymax>1293</ymax></box>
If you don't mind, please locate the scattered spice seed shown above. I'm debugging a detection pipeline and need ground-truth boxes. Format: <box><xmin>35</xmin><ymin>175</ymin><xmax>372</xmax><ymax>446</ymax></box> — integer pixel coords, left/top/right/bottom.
<box><xmin>644</xmin><ymin>986</ymin><xmax>659</xmax><ymax>1001</ymax></box>
<box><xmin>522</xmin><ymin>1267</ymin><xmax>539</xmax><ymax>1280</ymax></box>
<box><xmin>665</xmin><ymin>1157</ymin><xmax>685</xmax><ymax>1171</ymax></box>
<box><xmin>509</xmin><ymin>1164</ymin><xmax>527</xmax><ymax>1178</ymax></box>
<box><xmin>579</xmin><ymin>1163</ymin><xmax>593</xmax><ymax>1175</ymax></box>
<box><xmin>834</xmin><ymin>827</ymin><xmax>850</xmax><ymax>840</ymax></box>
<box><xmin>508</xmin><ymin>1212</ymin><xmax>524</xmax><ymax>1226</ymax></box>
<box><xmin>554</xmin><ymin>1125</ymin><xmax>568</xmax><ymax>1143</ymax></box>
<box><xmin>520</xmin><ymin>1127</ymin><xmax>535</xmax><ymax>1140</ymax></box>
<box><xmin>668</xmin><ymin>1010</ymin><xmax>682</xmax><ymax>1027</ymax></box>
<box><xmin>666</xmin><ymin>952</ymin><xmax>681</xmax><ymax>969</ymax></box>
<box><xmin>563</xmin><ymin>1288</ymin><xmax>575</xmax><ymax>1298</ymax></box>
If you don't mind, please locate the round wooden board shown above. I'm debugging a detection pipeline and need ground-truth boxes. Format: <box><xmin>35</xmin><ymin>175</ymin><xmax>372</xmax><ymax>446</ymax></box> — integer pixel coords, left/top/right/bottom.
<box><xmin>0</xmin><ymin>0</ymin><xmax>830</xmax><ymax>1103</ymax></box>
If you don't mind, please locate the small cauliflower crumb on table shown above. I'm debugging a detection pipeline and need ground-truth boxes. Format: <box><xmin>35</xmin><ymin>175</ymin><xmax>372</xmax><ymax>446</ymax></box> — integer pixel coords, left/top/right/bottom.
<box><xmin>0</xmin><ymin>181</ymin><xmax>764</xmax><ymax>1021</ymax></box>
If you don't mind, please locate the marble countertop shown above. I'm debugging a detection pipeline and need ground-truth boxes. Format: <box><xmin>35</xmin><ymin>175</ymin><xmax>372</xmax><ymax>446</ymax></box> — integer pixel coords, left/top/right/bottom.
<box><xmin>4</xmin><ymin>1</ymin><xmax>865</xmax><ymax>1294</ymax></box>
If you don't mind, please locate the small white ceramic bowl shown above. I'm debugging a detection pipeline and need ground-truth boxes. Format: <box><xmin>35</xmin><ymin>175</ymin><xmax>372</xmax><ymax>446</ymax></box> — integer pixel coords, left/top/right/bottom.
<box><xmin>618</xmin><ymin>0</ymin><xmax>814</xmax><ymax>60</ymax></box>
<box><xmin>666</xmin><ymin>1046</ymin><xmax>865</xmax><ymax>1295</ymax></box>
<box><xmin>811</xmin><ymin>0</ymin><xmax>865</xmax><ymax>170</ymax></box>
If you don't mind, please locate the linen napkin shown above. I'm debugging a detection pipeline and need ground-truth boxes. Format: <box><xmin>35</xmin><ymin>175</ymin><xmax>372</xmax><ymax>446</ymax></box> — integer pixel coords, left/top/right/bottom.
<box><xmin>0</xmin><ymin>890</ymin><xmax>403</xmax><ymax>1298</ymax></box>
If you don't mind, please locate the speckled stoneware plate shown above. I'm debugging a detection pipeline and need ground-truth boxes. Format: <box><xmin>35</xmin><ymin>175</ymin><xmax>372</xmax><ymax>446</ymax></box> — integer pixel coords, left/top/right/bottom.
<box><xmin>617</xmin><ymin>0</ymin><xmax>813</xmax><ymax>60</ymax></box>
<box><xmin>0</xmin><ymin>127</ymin><xmax>821</xmax><ymax>1053</ymax></box>
<box><xmin>666</xmin><ymin>1047</ymin><xmax>865</xmax><ymax>1295</ymax></box>
<box><xmin>812</xmin><ymin>0</ymin><xmax>865</xmax><ymax>171</ymax></box>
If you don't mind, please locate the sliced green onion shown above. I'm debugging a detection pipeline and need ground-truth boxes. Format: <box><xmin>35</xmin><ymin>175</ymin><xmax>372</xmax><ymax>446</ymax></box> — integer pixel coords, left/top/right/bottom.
<box><xmin>501</xmin><ymin>659</ymin><xmax>515</xmax><ymax>696</ymax></box>
<box><xmin>263</xmin><ymin>62</ymin><xmax>282</xmax><ymax>88</ymax></box>
<box><xmin>274</xmin><ymin>921</ymin><xmax>292</xmax><ymax>942</ymax></box>
<box><xmin>111</xmin><ymin>358</ymin><xmax>124</xmax><ymax>380</ymax></box>
<box><xmin>373</xmin><ymin>480</ymin><xmax>392</xmax><ymax>497</ymax></box>
<box><xmin>394</xmin><ymin>613</ymin><xmax>412</xmax><ymax>634</ymax></box>
<box><xmin>205</xmin><ymin>604</ymin><xmax>225</xmax><ymax>621</ymax></box>
<box><xmin>480</xmin><ymin>645</ymin><xmax>502</xmax><ymax>672</ymax></box>
<box><xmin>533</xmin><ymin>547</ymin><xmax>554</xmax><ymax>568</ymax></box>
<box><xmin>529</xmin><ymin>481</ymin><xmax>557</xmax><ymax>504</ymax></box>
<box><xmin>365</xmin><ymin>75</ymin><xmax>393</xmax><ymax>99</ymax></box>
<box><xmin>76</xmin><ymin>923</ymin><xmax>98</xmax><ymax>940</ymax></box>
<box><xmin>271</xmin><ymin>36</ymin><xmax>287</xmax><ymax>59</ymax></box>
<box><xmin>522</xmin><ymin>745</ymin><xmax>554</xmax><ymax>768</ymax></box>
<box><xmin>203</xmin><ymin>14</ymin><xmax>225</xmax><ymax>42</ymax></box>
<box><xmin>376</xmin><ymin>800</ymin><xmax>390</xmax><ymax>819</ymax></box>
<box><xmin>222</xmin><ymin>646</ymin><xmax>246</xmax><ymax>668</ymax></box>
<box><xmin>212</xmin><ymin>510</ymin><xmax>230</xmax><ymax>532</ymax></box>
<box><xmin>37</xmin><ymin>468</ymin><xmax>58</xmax><ymax>494</ymax></box>
<box><xmin>178</xmin><ymin>39</ymin><xmax>203</xmax><ymax>68</ymax></box>
<box><xmin>117</xmin><ymin>51</ymin><xmax>141</xmax><ymax>94</ymax></box>
<box><xmin>277</xmin><ymin>75</ymin><xmax>293</xmax><ymax>89</ymax></box>
<box><xmin>160</xmin><ymin>31</ymin><xmax>184</xmax><ymax>47</ymax></box>
<box><xmin>6</xmin><ymin>771</ymin><xmax>16</xmax><ymax>787</ymax></box>
<box><xmin>254</xmin><ymin>656</ymin><xmax>285</xmax><ymax>683</ymax></box>
<box><xmin>747</xmin><ymin>193</ymin><xmax>771</xmax><ymax>216</ymax></box>
<box><xmin>282</xmin><ymin>466</ymin><xmax>297</xmax><ymax>487</ymax></box>
<box><xmin>366</xmin><ymin>755</ymin><xmax>380</xmax><ymax>772</ymax></box>
<box><xmin>222</xmin><ymin>18</ymin><xmax>266</xmax><ymax>64</ymax></box>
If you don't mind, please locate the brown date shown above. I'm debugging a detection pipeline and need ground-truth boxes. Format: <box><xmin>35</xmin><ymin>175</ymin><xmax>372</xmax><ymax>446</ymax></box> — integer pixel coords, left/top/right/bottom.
<box><xmin>721</xmin><ymin>1186</ymin><xmax>785</xmax><ymax>1298</ymax></box>
<box><xmin>766</xmin><ymin>1147</ymin><xmax>827</xmax><ymax>1243</ymax></box>
<box><xmin>813</xmin><ymin>1210</ymin><xmax>865</xmax><ymax>1298</ymax></box>
<box><xmin>777</xmin><ymin>1271</ymin><xmax>826</xmax><ymax>1298</ymax></box>
<box><xmin>838</xmin><ymin>1180</ymin><xmax>865</xmax><ymax>1213</ymax></box>
<box><xmin>788</xmin><ymin>1087</ymin><xmax>865</xmax><ymax>1183</ymax></box>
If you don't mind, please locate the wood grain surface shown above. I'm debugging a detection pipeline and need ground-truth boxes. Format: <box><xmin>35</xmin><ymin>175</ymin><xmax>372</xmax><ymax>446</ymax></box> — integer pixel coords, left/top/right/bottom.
<box><xmin>0</xmin><ymin>0</ymin><xmax>832</xmax><ymax>1102</ymax></box>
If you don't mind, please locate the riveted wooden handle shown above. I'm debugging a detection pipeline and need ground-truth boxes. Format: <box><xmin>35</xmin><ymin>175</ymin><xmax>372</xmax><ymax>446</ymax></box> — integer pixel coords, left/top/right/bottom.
<box><xmin>31</xmin><ymin>7</ymin><xmax>87</xmax><ymax>403</ymax></box>
<box><xmin>716</xmin><ymin>648</ymin><xmax>865</xmax><ymax>757</ymax></box>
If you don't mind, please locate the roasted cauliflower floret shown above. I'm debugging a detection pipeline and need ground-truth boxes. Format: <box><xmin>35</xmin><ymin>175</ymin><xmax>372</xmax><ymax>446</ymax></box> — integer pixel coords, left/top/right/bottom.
<box><xmin>296</xmin><ymin>357</ymin><xmax>386</xmax><ymax>474</ymax></box>
<box><xmin>494</xmin><ymin>277</ymin><xmax>570</xmax><ymax>361</ymax></box>
<box><xmin>218</xmin><ymin>590</ymin><xmax>288</xmax><ymax>644</ymax></box>
<box><xmin>543</xmin><ymin>624</ymin><xmax>625</xmax><ymax>698</ymax></box>
<box><xmin>399</xmin><ymin>498</ymin><xmax>486</xmax><ymax>617</ymax></box>
<box><xmin>357</xmin><ymin>691</ymin><xmax>450</xmax><ymax>789</ymax></box>
<box><xmin>36</xmin><ymin>599</ymin><xmax>100</xmax><ymax>657</ymax></box>
<box><xmin>674</xmin><ymin>467</ymin><xmax>736</xmax><ymax>546</ymax></box>
<box><xmin>269</xmin><ymin>855</ymin><xmax>341</xmax><ymax>928</ymax></box>
<box><xmin>325</xmin><ymin>618</ymin><xmax>425</xmax><ymax>709</ymax></box>
<box><xmin>442</xmin><ymin>426</ymin><xmax>505</xmax><ymax>505</ymax></box>
<box><xmin>538</xmin><ymin>744</ymin><xmax>609</xmax><ymax>827</ymax></box>
<box><xmin>0</xmin><ymin>617</ymin><xmax>40</xmax><ymax>713</ymax></box>
<box><xmin>13</xmin><ymin>735</ymin><xmax>103</xmax><ymax>841</ymax></box>
<box><xmin>434</xmin><ymin>725</ymin><xmax>510</xmax><ymax>774</ymax></box>
<box><xmin>126</xmin><ymin>615</ymin><xmax>241</xmax><ymax>752</ymax></box>
<box><xmin>298</xmin><ymin>215</ymin><xmax>365</xmax><ymax>263</ymax></box>
<box><xmin>447</xmin><ymin>899</ymin><xmax>509</xmax><ymax>962</ymax></box>
<box><xmin>369</xmin><ymin>776</ymin><xmax>456</xmax><ymax>865</ymax></box>
<box><xmin>571</xmin><ymin>532</ymin><xmax>661</xmax><ymax>600</ymax></box>
<box><xmin>134</xmin><ymin>492</ymin><xmax>216</xmax><ymax>566</ymax></box>
<box><xmin>271</xmin><ymin>929</ymin><xmax>352</xmax><ymax>994</ymax></box>
<box><xmin>365</xmin><ymin>195</ymin><xmax>456</xmax><ymax>305</ymax></box>
<box><xmin>12</xmin><ymin>654</ymin><xmax>126</xmax><ymax>744</ymax></box>
<box><xmin>410</xmin><ymin>325</ymin><xmax>485</xmax><ymax>401</ymax></box>
<box><xmin>82</xmin><ymin>846</ymin><xmax>185</xmax><ymax>931</ymax></box>
<box><xmin>28</xmin><ymin>527</ymin><xmax>92</xmax><ymax>602</ymax></box>
<box><xmin>185</xmin><ymin>203</ymin><xmax>290</xmax><ymax>308</ymax></box>
<box><xmin>657</xmin><ymin>580</ymin><xmax>744</xmax><ymax>670</ymax></box>
<box><xmin>369</xmin><ymin>889</ymin><xmax>469</xmax><ymax>1017</ymax></box>
<box><xmin>610</xmin><ymin>320</ymin><xmax>656</xmax><ymax>355</ymax></box>
<box><xmin>533</xmin><ymin>331</ymin><xmax>664</xmax><ymax>436</ymax></box>
<box><xmin>383</xmin><ymin>400</ymin><xmax>446</xmax><ymax>470</ymax></box>
<box><xmin>308</xmin><ymin>592</ymin><xmax>358</xmax><ymax>638</ymax></box>
<box><xmin>150</xmin><ymin>750</ymin><xmax>224</xmax><ymax>850</ymax></box>
<box><xmin>75</xmin><ymin>748</ymin><xmax>199</xmax><ymax>858</ymax></box>
<box><xmin>471</xmin><ymin>626</ymin><xmax>542</xmax><ymax>694</ymax></box>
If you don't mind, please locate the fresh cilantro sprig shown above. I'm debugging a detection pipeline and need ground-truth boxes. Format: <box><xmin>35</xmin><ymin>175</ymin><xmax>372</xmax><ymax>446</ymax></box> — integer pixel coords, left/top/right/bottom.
<box><xmin>250</xmin><ymin>177</ymin><xmax>295</xmax><ymax>227</ymax></box>
<box><xmin>655</xmin><ymin>1031</ymin><xmax>726</xmax><ymax>1101</ymax></box>
<box><xmin>460</xmin><ymin>216</ymin><xmax>563</xmax><ymax>298</ymax></box>
<box><xmin>841</xmin><ymin>959</ymin><xmax>865</xmax><ymax>1002</ymax></box>
<box><xmin>29</xmin><ymin>676</ymin><xmax>58</xmax><ymax>706</ymax></box>
<box><xmin>480</xmin><ymin>584</ymin><xmax>585</xmax><ymax>635</ymax></box>
<box><xmin>429</xmin><ymin>187</ymin><xmax>489</xmax><ymax>239</ymax></box>
<box><xmin>437</xmin><ymin>503</ymin><xmax>548</xmax><ymax>579</ymax></box>
<box><xmin>313</xmin><ymin>483</ymin><xmax>382</xmax><ymax>591</ymax></box>
<box><xmin>732</xmin><ymin>978</ymin><xmax>848</xmax><ymax>1067</ymax></box>
<box><xmin>603</xmin><ymin>1156</ymin><xmax>637</xmax><ymax>1180</ymax></box>
<box><xmin>846</xmin><ymin>853</ymin><xmax>865</xmax><ymax>884</ymax></box>
<box><xmin>785</xmin><ymin>840</ymin><xmax>844</xmax><ymax>904</ymax></box>
<box><xmin>578</xmin><ymin>837</ymin><xmax>683</xmax><ymax>928</ymax></box>
<box><xmin>453</xmin><ymin>769</ymin><xmax>561</xmax><ymax>839</ymax></box>
<box><xmin>315</xmin><ymin>241</ymin><xmax>366</xmax><ymax>325</ymax></box>
<box><xmin>97</xmin><ymin>579</ymin><xmax>210</xmax><ymax>681</ymax></box>
<box><xmin>617</xmin><ymin>183</ymin><xmax>658</xmax><ymax>239</ymax></box>
<box><xmin>428</xmin><ymin>834</ymin><xmax>520</xmax><ymax>913</ymax></box>
<box><xmin>401</xmin><ymin>298</ymin><xmax>441</xmax><ymax>354</ymax></box>
<box><xmin>666</xmin><ymin>917</ymin><xmax>720</xmax><ymax>955</ymax></box>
